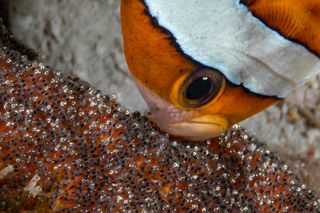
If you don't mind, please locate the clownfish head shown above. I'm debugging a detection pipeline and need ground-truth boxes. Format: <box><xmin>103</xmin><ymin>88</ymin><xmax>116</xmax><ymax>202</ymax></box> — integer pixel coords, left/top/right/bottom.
<box><xmin>121</xmin><ymin>0</ymin><xmax>320</xmax><ymax>140</ymax></box>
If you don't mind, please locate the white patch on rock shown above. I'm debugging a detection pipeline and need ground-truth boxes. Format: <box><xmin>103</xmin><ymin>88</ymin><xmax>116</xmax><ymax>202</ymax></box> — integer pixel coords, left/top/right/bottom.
<box><xmin>24</xmin><ymin>174</ymin><xmax>42</xmax><ymax>197</ymax></box>
<box><xmin>0</xmin><ymin>165</ymin><xmax>14</xmax><ymax>179</ymax></box>
<box><xmin>144</xmin><ymin>0</ymin><xmax>320</xmax><ymax>97</ymax></box>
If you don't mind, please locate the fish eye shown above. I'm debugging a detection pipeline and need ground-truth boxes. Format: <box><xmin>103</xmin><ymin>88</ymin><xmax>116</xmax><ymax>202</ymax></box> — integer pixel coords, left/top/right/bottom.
<box><xmin>180</xmin><ymin>68</ymin><xmax>225</xmax><ymax>108</ymax></box>
<box><xmin>185</xmin><ymin>76</ymin><xmax>213</xmax><ymax>100</ymax></box>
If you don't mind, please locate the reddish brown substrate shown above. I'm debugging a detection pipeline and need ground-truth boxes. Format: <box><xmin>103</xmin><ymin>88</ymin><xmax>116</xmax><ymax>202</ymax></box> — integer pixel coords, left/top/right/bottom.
<box><xmin>0</xmin><ymin>22</ymin><xmax>319</xmax><ymax>212</ymax></box>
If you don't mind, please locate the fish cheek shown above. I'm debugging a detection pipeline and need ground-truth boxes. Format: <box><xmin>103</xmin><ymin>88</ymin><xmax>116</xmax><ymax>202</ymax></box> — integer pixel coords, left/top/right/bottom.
<box><xmin>206</xmin><ymin>84</ymin><xmax>280</xmax><ymax>125</ymax></box>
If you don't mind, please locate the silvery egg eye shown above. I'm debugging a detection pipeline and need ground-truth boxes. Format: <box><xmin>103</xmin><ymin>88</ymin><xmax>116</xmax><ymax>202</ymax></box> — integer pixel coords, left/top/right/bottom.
<box><xmin>181</xmin><ymin>68</ymin><xmax>225</xmax><ymax>108</ymax></box>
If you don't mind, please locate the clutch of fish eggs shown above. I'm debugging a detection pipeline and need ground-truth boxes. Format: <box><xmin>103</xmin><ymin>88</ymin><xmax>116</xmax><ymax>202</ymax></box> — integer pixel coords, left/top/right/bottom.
<box><xmin>0</xmin><ymin>20</ymin><xmax>319</xmax><ymax>212</ymax></box>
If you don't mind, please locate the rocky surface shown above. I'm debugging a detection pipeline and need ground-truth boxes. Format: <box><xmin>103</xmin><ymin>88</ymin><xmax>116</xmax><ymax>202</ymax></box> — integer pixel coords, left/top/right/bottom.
<box><xmin>6</xmin><ymin>0</ymin><xmax>320</xmax><ymax>195</ymax></box>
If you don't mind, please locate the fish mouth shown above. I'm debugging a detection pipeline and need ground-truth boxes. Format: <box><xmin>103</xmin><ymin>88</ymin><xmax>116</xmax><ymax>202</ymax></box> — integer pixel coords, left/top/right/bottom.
<box><xmin>166</xmin><ymin>115</ymin><xmax>229</xmax><ymax>141</ymax></box>
<box><xmin>134</xmin><ymin>81</ymin><xmax>228</xmax><ymax>140</ymax></box>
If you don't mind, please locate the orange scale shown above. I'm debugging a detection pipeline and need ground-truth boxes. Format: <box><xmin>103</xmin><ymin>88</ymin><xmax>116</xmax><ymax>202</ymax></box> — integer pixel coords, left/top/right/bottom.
<box><xmin>245</xmin><ymin>0</ymin><xmax>320</xmax><ymax>56</ymax></box>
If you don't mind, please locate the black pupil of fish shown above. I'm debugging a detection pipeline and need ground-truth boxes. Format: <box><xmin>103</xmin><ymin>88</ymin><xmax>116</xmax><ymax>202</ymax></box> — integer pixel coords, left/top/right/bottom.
<box><xmin>186</xmin><ymin>76</ymin><xmax>214</xmax><ymax>100</ymax></box>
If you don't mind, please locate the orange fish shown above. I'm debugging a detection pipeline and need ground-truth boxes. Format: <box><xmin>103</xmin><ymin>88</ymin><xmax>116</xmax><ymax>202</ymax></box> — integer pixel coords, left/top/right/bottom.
<box><xmin>121</xmin><ymin>0</ymin><xmax>320</xmax><ymax>140</ymax></box>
